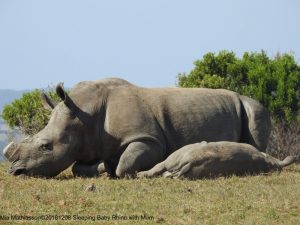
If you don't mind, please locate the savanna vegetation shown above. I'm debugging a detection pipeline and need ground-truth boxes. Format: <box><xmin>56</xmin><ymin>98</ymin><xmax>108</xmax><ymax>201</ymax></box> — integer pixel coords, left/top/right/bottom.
<box><xmin>0</xmin><ymin>50</ymin><xmax>299</xmax><ymax>224</ymax></box>
<box><xmin>0</xmin><ymin>162</ymin><xmax>299</xmax><ymax>225</ymax></box>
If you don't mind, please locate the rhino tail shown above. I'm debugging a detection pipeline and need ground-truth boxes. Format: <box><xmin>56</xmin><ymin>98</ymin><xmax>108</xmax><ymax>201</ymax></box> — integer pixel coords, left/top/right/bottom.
<box><xmin>278</xmin><ymin>155</ymin><xmax>300</xmax><ymax>168</ymax></box>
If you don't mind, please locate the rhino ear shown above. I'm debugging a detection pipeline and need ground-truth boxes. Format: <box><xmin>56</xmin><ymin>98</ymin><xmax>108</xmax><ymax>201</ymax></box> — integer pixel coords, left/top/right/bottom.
<box><xmin>56</xmin><ymin>82</ymin><xmax>67</xmax><ymax>101</ymax></box>
<box><xmin>40</xmin><ymin>91</ymin><xmax>57</xmax><ymax>111</ymax></box>
<box><xmin>56</xmin><ymin>83</ymin><xmax>74</xmax><ymax>108</ymax></box>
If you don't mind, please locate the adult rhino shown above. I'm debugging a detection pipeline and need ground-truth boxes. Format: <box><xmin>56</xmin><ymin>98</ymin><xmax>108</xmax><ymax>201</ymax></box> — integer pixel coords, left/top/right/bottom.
<box><xmin>3</xmin><ymin>78</ymin><xmax>271</xmax><ymax>178</ymax></box>
<box><xmin>137</xmin><ymin>141</ymin><xmax>299</xmax><ymax>179</ymax></box>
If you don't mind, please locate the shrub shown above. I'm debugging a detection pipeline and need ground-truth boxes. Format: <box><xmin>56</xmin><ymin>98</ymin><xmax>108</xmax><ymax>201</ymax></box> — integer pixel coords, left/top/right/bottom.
<box><xmin>2</xmin><ymin>89</ymin><xmax>60</xmax><ymax>135</ymax></box>
<box><xmin>178</xmin><ymin>50</ymin><xmax>300</xmax><ymax>123</ymax></box>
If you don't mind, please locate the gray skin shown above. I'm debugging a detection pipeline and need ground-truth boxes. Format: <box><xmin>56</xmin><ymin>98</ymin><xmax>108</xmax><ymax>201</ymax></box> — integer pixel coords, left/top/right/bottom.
<box><xmin>137</xmin><ymin>141</ymin><xmax>299</xmax><ymax>179</ymax></box>
<box><xmin>3</xmin><ymin>78</ymin><xmax>271</xmax><ymax>178</ymax></box>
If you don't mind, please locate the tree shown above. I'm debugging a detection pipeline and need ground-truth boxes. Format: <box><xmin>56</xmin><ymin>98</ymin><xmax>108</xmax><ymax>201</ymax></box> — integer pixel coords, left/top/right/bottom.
<box><xmin>2</xmin><ymin>89</ymin><xmax>60</xmax><ymax>135</ymax></box>
<box><xmin>178</xmin><ymin>50</ymin><xmax>300</xmax><ymax>123</ymax></box>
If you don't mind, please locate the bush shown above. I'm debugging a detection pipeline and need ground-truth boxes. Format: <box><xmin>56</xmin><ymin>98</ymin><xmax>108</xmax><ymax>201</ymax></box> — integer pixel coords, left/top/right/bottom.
<box><xmin>2</xmin><ymin>89</ymin><xmax>60</xmax><ymax>135</ymax></box>
<box><xmin>178</xmin><ymin>50</ymin><xmax>300</xmax><ymax>123</ymax></box>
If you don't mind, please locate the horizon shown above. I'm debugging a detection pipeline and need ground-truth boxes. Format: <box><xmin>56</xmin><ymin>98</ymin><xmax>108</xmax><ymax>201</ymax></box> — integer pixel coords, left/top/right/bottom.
<box><xmin>0</xmin><ymin>0</ymin><xmax>299</xmax><ymax>90</ymax></box>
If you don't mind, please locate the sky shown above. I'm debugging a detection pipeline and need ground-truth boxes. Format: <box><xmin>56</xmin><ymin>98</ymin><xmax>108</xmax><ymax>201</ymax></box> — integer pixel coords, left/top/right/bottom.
<box><xmin>0</xmin><ymin>0</ymin><xmax>299</xmax><ymax>90</ymax></box>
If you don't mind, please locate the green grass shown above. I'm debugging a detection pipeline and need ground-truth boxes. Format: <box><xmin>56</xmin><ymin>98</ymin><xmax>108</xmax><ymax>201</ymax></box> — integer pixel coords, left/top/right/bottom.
<box><xmin>0</xmin><ymin>162</ymin><xmax>299</xmax><ymax>225</ymax></box>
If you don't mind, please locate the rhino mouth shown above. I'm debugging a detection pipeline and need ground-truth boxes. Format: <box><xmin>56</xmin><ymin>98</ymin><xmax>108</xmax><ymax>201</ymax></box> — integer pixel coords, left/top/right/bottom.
<box><xmin>9</xmin><ymin>160</ymin><xmax>27</xmax><ymax>176</ymax></box>
<box><xmin>9</xmin><ymin>167</ymin><xmax>27</xmax><ymax>176</ymax></box>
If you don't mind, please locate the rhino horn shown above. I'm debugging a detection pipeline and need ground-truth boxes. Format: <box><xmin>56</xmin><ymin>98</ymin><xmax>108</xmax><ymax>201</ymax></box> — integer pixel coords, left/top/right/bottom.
<box><xmin>3</xmin><ymin>142</ymin><xmax>19</xmax><ymax>162</ymax></box>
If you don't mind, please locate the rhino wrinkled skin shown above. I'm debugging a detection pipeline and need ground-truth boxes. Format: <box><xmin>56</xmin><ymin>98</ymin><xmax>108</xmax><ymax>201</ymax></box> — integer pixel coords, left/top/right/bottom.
<box><xmin>137</xmin><ymin>141</ymin><xmax>298</xmax><ymax>179</ymax></box>
<box><xmin>3</xmin><ymin>78</ymin><xmax>271</xmax><ymax>178</ymax></box>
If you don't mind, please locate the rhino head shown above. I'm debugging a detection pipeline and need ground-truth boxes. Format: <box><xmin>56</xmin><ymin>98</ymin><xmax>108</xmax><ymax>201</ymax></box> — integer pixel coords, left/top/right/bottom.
<box><xmin>3</xmin><ymin>84</ymin><xmax>92</xmax><ymax>177</ymax></box>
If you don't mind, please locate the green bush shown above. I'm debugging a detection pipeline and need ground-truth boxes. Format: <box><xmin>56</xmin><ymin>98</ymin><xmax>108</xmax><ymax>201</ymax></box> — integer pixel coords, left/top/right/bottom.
<box><xmin>2</xmin><ymin>89</ymin><xmax>60</xmax><ymax>135</ymax></box>
<box><xmin>178</xmin><ymin>50</ymin><xmax>300</xmax><ymax>123</ymax></box>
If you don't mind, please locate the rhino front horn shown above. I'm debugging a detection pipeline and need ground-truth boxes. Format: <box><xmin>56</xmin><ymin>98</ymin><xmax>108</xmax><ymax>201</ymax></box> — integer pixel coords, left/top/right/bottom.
<box><xmin>3</xmin><ymin>142</ymin><xmax>18</xmax><ymax>162</ymax></box>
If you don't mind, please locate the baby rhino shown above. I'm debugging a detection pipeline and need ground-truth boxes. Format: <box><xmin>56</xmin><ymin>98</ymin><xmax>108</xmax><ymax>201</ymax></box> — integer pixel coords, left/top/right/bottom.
<box><xmin>137</xmin><ymin>141</ymin><xmax>299</xmax><ymax>179</ymax></box>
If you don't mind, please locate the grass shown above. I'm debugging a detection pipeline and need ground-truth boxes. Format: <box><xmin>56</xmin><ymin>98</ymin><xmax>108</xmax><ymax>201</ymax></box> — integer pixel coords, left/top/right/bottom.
<box><xmin>0</xmin><ymin>161</ymin><xmax>299</xmax><ymax>225</ymax></box>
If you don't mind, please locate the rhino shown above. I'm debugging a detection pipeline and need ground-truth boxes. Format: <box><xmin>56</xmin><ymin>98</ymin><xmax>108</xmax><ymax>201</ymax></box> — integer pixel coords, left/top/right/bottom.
<box><xmin>3</xmin><ymin>78</ymin><xmax>271</xmax><ymax>178</ymax></box>
<box><xmin>137</xmin><ymin>141</ymin><xmax>299</xmax><ymax>179</ymax></box>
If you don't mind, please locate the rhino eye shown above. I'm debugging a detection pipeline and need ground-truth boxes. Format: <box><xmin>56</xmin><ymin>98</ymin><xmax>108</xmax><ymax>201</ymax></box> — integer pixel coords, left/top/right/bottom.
<box><xmin>40</xmin><ymin>143</ymin><xmax>52</xmax><ymax>151</ymax></box>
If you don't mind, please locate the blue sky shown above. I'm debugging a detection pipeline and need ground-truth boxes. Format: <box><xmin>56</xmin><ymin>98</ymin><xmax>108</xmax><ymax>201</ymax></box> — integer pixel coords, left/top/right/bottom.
<box><xmin>0</xmin><ymin>0</ymin><xmax>299</xmax><ymax>90</ymax></box>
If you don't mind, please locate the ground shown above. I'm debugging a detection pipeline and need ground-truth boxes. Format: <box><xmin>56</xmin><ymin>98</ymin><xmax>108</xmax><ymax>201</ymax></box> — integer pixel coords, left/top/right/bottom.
<box><xmin>0</xmin><ymin>162</ymin><xmax>299</xmax><ymax>225</ymax></box>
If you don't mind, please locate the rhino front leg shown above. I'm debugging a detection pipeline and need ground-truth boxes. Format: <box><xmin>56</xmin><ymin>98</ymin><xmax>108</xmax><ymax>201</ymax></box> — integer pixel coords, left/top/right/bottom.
<box><xmin>137</xmin><ymin>161</ymin><xmax>167</xmax><ymax>178</ymax></box>
<box><xmin>72</xmin><ymin>160</ymin><xmax>111</xmax><ymax>177</ymax></box>
<box><xmin>116</xmin><ymin>140</ymin><xmax>165</xmax><ymax>178</ymax></box>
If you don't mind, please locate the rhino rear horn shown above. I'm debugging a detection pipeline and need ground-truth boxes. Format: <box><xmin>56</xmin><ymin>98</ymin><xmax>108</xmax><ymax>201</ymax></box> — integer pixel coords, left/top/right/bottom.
<box><xmin>3</xmin><ymin>142</ymin><xmax>19</xmax><ymax>162</ymax></box>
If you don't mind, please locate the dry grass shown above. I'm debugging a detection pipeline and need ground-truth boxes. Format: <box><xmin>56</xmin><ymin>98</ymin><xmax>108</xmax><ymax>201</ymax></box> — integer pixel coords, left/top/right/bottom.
<box><xmin>0</xmin><ymin>162</ymin><xmax>299</xmax><ymax>225</ymax></box>
<box><xmin>267</xmin><ymin>121</ymin><xmax>300</xmax><ymax>160</ymax></box>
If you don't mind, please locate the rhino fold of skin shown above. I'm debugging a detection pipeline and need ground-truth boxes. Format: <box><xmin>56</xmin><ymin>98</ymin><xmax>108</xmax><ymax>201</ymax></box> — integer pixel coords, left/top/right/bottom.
<box><xmin>3</xmin><ymin>78</ymin><xmax>271</xmax><ymax>178</ymax></box>
<box><xmin>137</xmin><ymin>141</ymin><xmax>298</xmax><ymax>179</ymax></box>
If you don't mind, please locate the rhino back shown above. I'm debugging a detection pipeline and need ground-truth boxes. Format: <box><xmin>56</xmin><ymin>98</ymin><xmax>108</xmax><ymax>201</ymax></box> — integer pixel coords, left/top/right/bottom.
<box><xmin>104</xmin><ymin>86</ymin><xmax>242</xmax><ymax>154</ymax></box>
<box><xmin>143</xmin><ymin>88</ymin><xmax>242</xmax><ymax>152</ymax></box>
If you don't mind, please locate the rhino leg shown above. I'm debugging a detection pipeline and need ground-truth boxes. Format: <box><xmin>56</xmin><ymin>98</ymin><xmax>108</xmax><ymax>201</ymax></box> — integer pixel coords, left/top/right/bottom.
<box><xmin>116</xmin><ymin>141</ymin><xmax>165</xmax><ymax>178</ymax></box>
<box><xmin>72</xmin><ymin>160</ymin><xmax>111</xmax><ymax>177</ymax></box>
<box><xmin>161</xmin><ymin>163</ymin><xmax>192</xmax><ymax>179</ymax></box>
<box><xmin>137</xmin><ymin>161</ymin><xmax>167</xmax><ymax>178</ymax></box>
<box><xmin>176</xmin><ymin>162</ymin><xmax>193</xmax><ymax>178</ymax></box>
